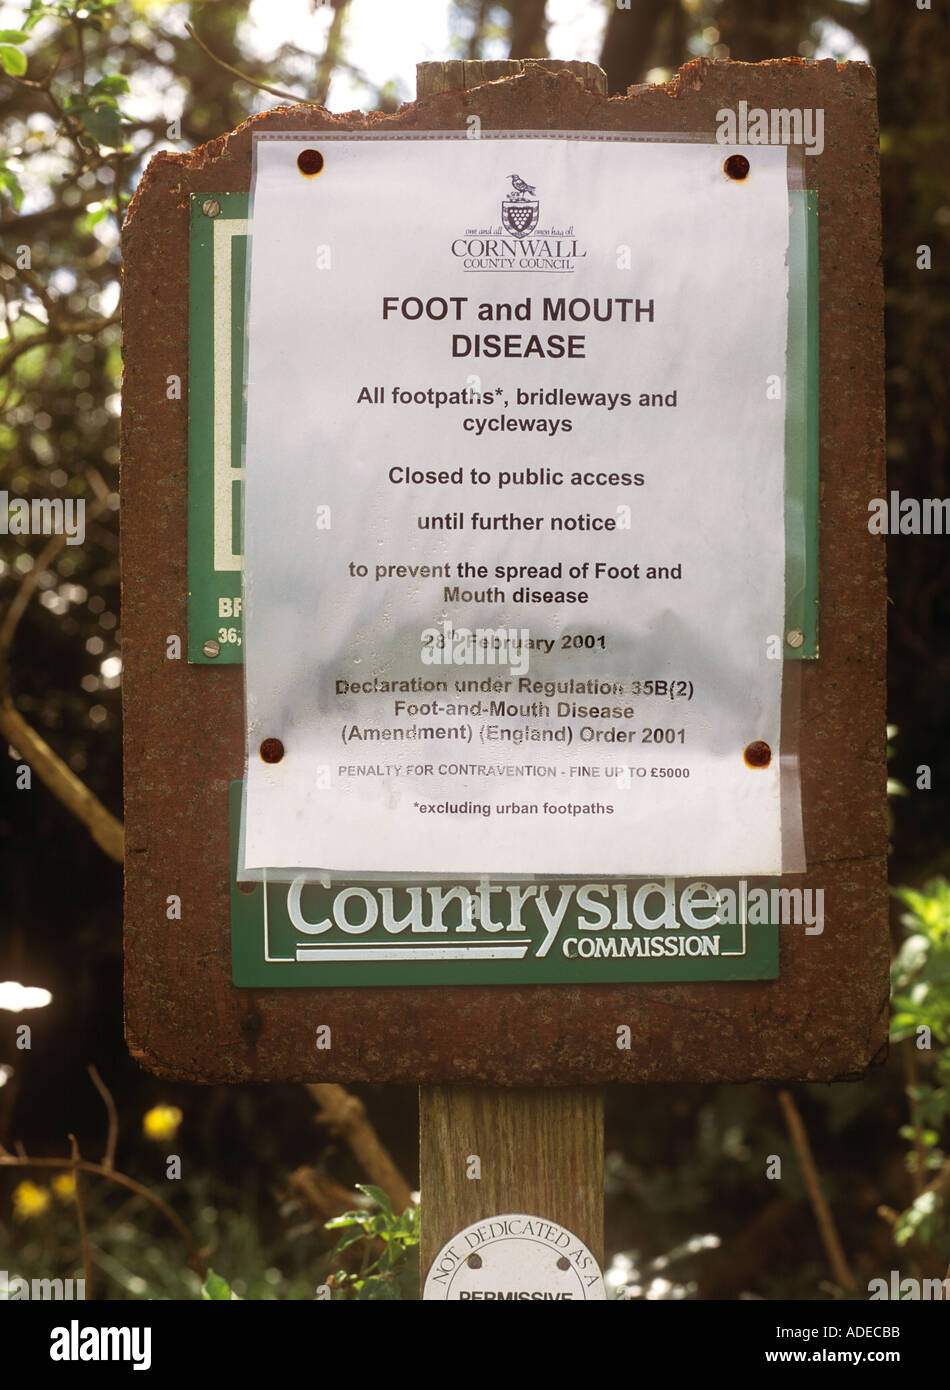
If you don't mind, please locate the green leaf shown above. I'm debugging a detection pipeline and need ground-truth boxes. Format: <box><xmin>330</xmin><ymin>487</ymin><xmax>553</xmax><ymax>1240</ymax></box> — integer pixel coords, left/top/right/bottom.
<box><xmin>0</xmin><ymin>44</ymin><xmax>27</xmax><ymax>76</ymax></box>
<box><xmin>357</xmin><ymin>1183</ymin><xmax>394</xmax><ymax>1217</ymax></box>
<box><xmin>82</xmin><ymin>203</ymin><xmax>110</xmax><ymax>232</ymax></box>
<box><xmin>201</xmin><ymin>1269</ymin><xmax>236</xmax><ymax>1301</ymax></box>
<box><xmin>329</xmin><ymin>1229</ymin><xmax>370</xmax><ymax>1256</ymax></box>
<box><xmin>356</xmin><ymin>1275</ymin><xmax>400</xmax><ymax>1300</ymax></box>
<box><xmin>24</xmin><ymin>2</ymin><xmax>46</xmax><ymax>33</ymax></box>
<box><xmin>397</xmin><ymin>1261</ymin><xmax>421</xmax><ymax>1300</ymax></box>
<box><xmin>893</xmin><ymin>1189</ymin><xmax>941</xmax><ymax>1247</ymax></box>
<box><xmin>0</xmin><ymin>166</ymin><xmax>24</xmax><ymax>211</ymax></box>
<box><xmin>81</xmin><ymin>103</ymin><xmax>121</xmax><ymax>147</ymax></box>
<box><xmin>91</xmin><ymin>72</ymin><xmax>130</xmax><ymax>95</ymax></box>
<box><xmin>0</xmin><ymin>30</ymin><xmax>29</xmax><ymax>43</ymax></box>
<box><xmin>325</xmin><ymin>1209</ymin><xmax>374</xmax><ymax>1233</ymax></box>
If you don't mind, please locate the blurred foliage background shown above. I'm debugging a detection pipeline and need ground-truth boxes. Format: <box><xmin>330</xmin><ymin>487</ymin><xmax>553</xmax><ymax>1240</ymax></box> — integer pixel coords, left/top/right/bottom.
<box><xmin>0</xmin><ymin>0</ymin><xmax>948</xmax><ymax>1300</ymax></box>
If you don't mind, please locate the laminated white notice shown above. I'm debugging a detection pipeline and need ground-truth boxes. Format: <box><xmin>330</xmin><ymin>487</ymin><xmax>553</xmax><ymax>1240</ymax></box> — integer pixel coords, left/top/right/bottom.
<box><xmin>241</xmin><ymin>134</ymin><xmax>793</xmax><ymax>878</ymax></box>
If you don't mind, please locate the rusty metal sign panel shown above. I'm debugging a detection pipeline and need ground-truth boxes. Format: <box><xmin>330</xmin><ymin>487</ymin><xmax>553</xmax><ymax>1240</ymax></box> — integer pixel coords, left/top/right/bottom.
<box><xmin>122</xmin><ymin>61</ymin><xmax>887</xmax><ymax>1084</ymax></box>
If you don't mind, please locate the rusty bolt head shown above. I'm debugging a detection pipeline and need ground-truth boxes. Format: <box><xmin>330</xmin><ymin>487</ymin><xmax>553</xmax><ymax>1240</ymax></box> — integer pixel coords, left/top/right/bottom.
<box><xmin>202</xmin><ymin>198</ymin><xmax>222</xmax><ymax>218</ymax></box>
<box><xmin>723</xmin><ymin>154</ymin><xmax>750</xmax><ymax>181</ymax></box>
<box><xmin>744</xmin><ymin>740</ymin><xmax>772</xmax><ymax>769</ymax></box>
<box><xmin>297</xmin><ymin>149</ymin><xmax>325</xmax><ymax>177</ymax></box>
<box><xmin>260</xmin><ymin>737</ymin><xmax>285</xmax><ymax>764</ymax></box>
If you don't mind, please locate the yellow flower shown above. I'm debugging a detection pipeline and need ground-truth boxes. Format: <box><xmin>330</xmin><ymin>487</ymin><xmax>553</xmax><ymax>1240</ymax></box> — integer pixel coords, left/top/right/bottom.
<box><xmin>143</xmin><ymin>1104</ymin><xmax>183</xmax><ymax>1142</ymax></box>
<box><xmin>52</xmin><ymin>1172</ymin><xmax>76</xmax><ymax>1202</ymax></box>
<box><xmin>13</xmin><ymin>1180</ymin><xmax>50</xmax><ymax>1219</ymax></box>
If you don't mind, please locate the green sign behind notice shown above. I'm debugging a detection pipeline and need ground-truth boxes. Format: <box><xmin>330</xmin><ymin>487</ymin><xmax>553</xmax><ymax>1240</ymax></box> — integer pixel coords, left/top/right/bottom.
<box><xmin>188</xmin><ymin>192</ymin><xmax>248</xmax><ymax>663</ymax></box>
<box><xmin>229</xmin><ymin>783</ymin><xmax>782</xmax><ymax>987</ymax></box>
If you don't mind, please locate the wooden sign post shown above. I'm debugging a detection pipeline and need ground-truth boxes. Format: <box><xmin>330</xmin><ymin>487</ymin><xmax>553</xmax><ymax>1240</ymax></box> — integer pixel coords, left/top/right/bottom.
<box><xmin>122</xmin><ymin>57</ymin><xmax>887</xmax><ymax>1297</ymax></box>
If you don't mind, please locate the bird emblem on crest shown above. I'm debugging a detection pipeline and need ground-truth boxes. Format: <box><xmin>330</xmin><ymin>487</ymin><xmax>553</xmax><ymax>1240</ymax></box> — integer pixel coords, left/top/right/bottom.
<box><xmin>502</xmin><ymin>173</ymin><xmax>540</xmax><ymax>237</ymax></box>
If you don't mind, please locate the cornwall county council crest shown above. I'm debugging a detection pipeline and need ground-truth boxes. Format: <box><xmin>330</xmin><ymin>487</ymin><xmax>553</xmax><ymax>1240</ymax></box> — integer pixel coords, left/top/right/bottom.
<box><xmin>502</xmin><ymin>173</ymin><xmax>539</xmax><ymax>237</ymax></box>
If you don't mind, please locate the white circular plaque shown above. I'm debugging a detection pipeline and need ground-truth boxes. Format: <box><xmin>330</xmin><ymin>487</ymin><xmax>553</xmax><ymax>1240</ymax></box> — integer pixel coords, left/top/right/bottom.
<box><xmin>423</xmin><ymin>1213</ymin><xmax>606</xmax><ymax>1301</ymax></box>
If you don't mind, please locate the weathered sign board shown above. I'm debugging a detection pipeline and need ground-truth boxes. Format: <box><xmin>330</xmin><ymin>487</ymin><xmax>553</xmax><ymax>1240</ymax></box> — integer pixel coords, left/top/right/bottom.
<box><xmin>122</xmin><ymin>58</ymin><xmax>888</xmax><ymax>1085</ymax></box>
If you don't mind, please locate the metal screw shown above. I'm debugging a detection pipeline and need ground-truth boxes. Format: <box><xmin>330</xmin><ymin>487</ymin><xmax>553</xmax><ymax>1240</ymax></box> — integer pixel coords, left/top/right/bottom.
<box><xmin>202</xmin><ymin>198</ymin><xmax>222</xmax><ymax>218</ymax></box>
<box><xmin>202</xmin><ymin>639</ymin><xmax>220</xmax><ymax>658</ymax></box>
<box><xmin>786</xmin><ymin>629</ymin><xmax>805</xmax><ymax>648</ymax></box>
<box><xmin>466</xmin><ymin>1253</ymin><xmax>482</xmax><ymax>1269</ymax></box>
<box><xmin>556</xmin><ymin>1256</ymin><xmax>571</xmax><ymax>1271</ymax></box>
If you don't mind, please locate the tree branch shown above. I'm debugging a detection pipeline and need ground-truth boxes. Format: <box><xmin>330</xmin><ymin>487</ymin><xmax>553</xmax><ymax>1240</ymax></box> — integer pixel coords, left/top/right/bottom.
<box><xmin>307</xmin><ymin>1083</ymin><xmax>413</xmax><ymax>1213</ymax></box>
<box><xmin>314</xmin><ymin>0</ymin><xmax>351</xmax><ymax>107</ymax></box>
<box><xmin>0</xmin><ymin>198</ymin><xmax>106</xmax><ymax>237</ymax></box>
<box><xmin>0</xmin><ymin>247</ymin><xmax>59</xmax><ymax>320</ymax></box>
<box><xmin>467</xmin><ymin>0</ymin><xmax>491</xmax><ymax>60</ymax></box>
<box><xmin>0</xmin><ymin>1149</ymin><xmax>204</xmax><ymax>1275</ymax></box>
<box><xmin>920</xmin><ymin>1153</ymin><xmax>950</xmax><ymax>1208</ymax></box>
<box><xmin>0</xmin><ymin>311</ymin><xmax>120</xmax><ymax>380</ymax></box>
<box><xmin>0</xmin><ymin>698</ymin><xmax>124</xmax><ymax>861</ymax></box>
<box><xmin>901</xmin><ymin>1039</ymin><xmax>927</xmax><ymax>1196</ymax></box>
<box><xmin>778</xmin><ymin>1088</ymin><xmax>856</xmax><ymax>1290</ymax></box>
<box><xmin>599</xmin><ymin>0</ymin><xmax>664</xmax><ymax>93</ymax></box>
<box><xmin>87</xmin><ymin>1064</ymin><xmax>118</xmax><ymax>1171</ymax></box>
<box><xmin>184</xmin><ymin>23</ymin><xmax>306</xmax><ymax>104</ymax></box>
<box><xmin>69</xmin><ymin>1134</ymin><xmax>93</xmax><ymax>1299</ymax></box>
<box><xmin>506</xmin><ymin>0</ymin><xmax>548</xmax><ymax>59</ymax></box>
<box><xmin>0</xmin><ymin>493</ymin><xmax>124</xmax><ymax>863</ymax></box>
